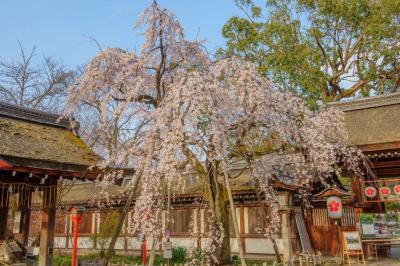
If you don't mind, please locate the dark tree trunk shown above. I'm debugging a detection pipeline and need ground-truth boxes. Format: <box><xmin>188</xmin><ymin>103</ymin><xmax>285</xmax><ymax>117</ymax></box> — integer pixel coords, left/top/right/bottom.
<box><xmin>206</xmin><ymin>160</ymin><xmax>231</xmax><ymax>265</ymax></box>
<box><xmin>215</xmin><ymin>196</ymin><xmax>231</xmax><ymax>265</ymax></box>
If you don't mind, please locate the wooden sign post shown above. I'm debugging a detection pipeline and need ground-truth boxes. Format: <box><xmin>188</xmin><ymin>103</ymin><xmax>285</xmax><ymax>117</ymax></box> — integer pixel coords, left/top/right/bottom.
<box><xmin>163</xmin><ymin>229</ymin><xmax>172</xmax><ymax>266</ymax></box>
<box><xmin>342</xmin><ymin>231</ymin><xmax>365</xmax><ymax>265</ymax></box>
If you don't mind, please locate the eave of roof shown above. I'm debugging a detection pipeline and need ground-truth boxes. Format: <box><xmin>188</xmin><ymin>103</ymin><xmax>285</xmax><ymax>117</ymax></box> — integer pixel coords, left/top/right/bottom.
<box><xmin>327</xmin><ymin>92</ymin><xmax>400</xmax><ymax>112</ymax></box>
<box><xmin>0</xmin><ymin>101</ymin><xmax>71</xmax><ymax>128</ymax></box>
<box><xmin>0</xmin><ymin>102</ymin><xmax>99</xmax><ymax>174</ymax></box>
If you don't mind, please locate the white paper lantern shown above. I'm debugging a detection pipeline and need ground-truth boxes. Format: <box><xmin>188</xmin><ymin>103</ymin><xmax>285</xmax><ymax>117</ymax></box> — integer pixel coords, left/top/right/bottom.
<box><xmin>379</xmin><ymin>186</ymin><xmax>391</xmax><ymax>198</ymax></box>
<box><xmin>394</xmin><ymin>185</ymin><xmax>400</xmax><ymax>196</ymax></box>
<box><xmin>327</xmin><ymin>196</ymin><xmax>343</xmax><ymax>219</ymax></box>
<box><xmin>364</xmin><ymin>186</ymin><xmax>377</xmax><ymax>198</ymax></box>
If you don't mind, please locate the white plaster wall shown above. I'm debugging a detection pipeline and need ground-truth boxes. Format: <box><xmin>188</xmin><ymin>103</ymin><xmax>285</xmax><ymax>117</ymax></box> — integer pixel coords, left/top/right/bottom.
<box><xmin>170</xmin><ymin>237</ymin><xmax>195</xmax><ymax>249</ymax></box>
<box><xmin>127</xmin><ymin>238</ymin><xmax>141</xmax><ymax>250</ymax></box>
<box><xmin>230</xmin><ymin>238</ymin><xmax>238</xmax><ymax>253</ymax></box>
<box><xmin>54</xmin><ymin>237</ymin><xmax>66</xmax><ymax>248</ymax></box>
<box><xmin>200</xmin><ymin>238</ymin><xmax>239</xmax><ymax>253</ymax></box>
<box><xmin>78</xmin><ymin>237</ymin><xmax>94</xmax><ymax>249</ymax></box>
<box><xmin>245</xmin><ymin>238</ymin><xmax>283</xmax><ymax>254</ymax></box>
<box><xmin>126</xmin><ymin>237</ymin><xmax>154</xmax><ymax>250</ymax></box>
<box><xmin>115</xmin><ymin>237</ymin><xmax>125</xmax><ymax>250</ymax></box>
<box><xmin>200</xmin><ymin>238</ymin><xmax>209</xmax><ymax>250</ymax></box>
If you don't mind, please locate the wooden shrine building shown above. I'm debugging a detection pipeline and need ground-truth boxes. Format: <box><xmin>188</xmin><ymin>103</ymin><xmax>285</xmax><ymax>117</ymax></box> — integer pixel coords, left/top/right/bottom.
<box><xmin>307</xmin><ymin>92</ymin><xmax>400</xmax><ymax>255</ymax></box>
<box><xmin>0</xmin><ymin>102</ymin><xmax>98</xmax><ymax>266</ymax></box>
<box><xmin>330</xmin><ymin>92</ymin><xmax>400</xmax><ymax>205</ymax></box>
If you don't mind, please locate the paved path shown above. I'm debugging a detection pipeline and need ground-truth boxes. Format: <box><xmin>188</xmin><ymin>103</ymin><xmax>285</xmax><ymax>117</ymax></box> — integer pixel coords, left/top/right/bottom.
<box><xmin>320</xmin><ymin>248</ymin><xmax>400</xmax><ymax>265</ymax></box>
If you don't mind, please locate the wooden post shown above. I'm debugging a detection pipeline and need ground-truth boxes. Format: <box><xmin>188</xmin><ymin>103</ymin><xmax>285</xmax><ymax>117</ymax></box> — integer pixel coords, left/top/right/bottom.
<box><xmin>281</xmin><ymin>211</ymin><xmax>290</xmax><ymax>262</ymax></box>
<box><xmin>39</xmin><ymin>182</ymin><xmax>57</xmax><ymax>266</ymax></box>
<box><xmin>239</xmin><ymin>206</ymin><xmax>246</xmax><ymax>254</ymax></box>
<box><xmin>0</xmin><ymin>187</ymin><xmax>9</xmax><ymax>240</ymax></box>
<box><xmin>19</xmin><ymin>189</ymin><xmax>32</xmax><ymax>246</ymax></box>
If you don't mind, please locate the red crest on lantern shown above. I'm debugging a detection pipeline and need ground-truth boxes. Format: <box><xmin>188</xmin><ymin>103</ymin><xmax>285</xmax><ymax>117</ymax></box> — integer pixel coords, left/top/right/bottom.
<box><xmin>379</xmin><ymin>186</ymin><xmax>391</xmax><ymax>197</ymax></box>
<box><xmin>327</xmin><ymin>196</ymin><xmax>343</xmax><ymax>219</ymax></box>
<box><xmin>364</xmin><ymin>186</ymin><xmax>377</xmax><ymax>198</ymax></box>
<box><xmin>394</xmin><ymin>185</ymin><xmax>400</xmax><ymax>196</ymax></box>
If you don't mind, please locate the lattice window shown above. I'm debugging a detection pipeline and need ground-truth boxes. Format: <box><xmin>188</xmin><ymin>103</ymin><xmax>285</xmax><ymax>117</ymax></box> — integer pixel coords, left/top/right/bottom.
<box><xmin>78</xmin><ymin>212</ymin><xmax>93</xmax><ymax>234</ymax></box>
<box><xmin>55</xmin><ymin>213</ymin><xmax>67</xmax><ymax>234</ymax></box>
<box><xmin>312</xmin><ymin>207</ymin><xmax>355</xmax><ymax>226</ymax></box>
<box><xmin>168</xmin><ymin>208</ymin><xmax>192</xmax><ymax>233</ymax></box>
<box><xmin>342</xmin><ymin>207</ymin><xmax>355</xmax><ymax>226</ymax></box>
<box><xmin>312</xmin><ymin>208</ymin><xmax>330</xmax><ymax>226</ymax></box>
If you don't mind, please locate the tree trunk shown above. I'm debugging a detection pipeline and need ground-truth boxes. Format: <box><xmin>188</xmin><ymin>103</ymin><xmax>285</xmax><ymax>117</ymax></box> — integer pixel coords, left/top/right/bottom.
<box><xmin>223</xmin><ymin>163</ymin><xmax>247</xmax><ymax>266</ymax></box>
<box><xmin>206</xmin><ymin>161</ymin><xmax>231</xmax><ymax>265</ymax></box>
<box><xmin>271</xmin><ymin>237</ymin><xmax>281</xmax><ymax>262</ymax></box>
<box><xmin>102</xmin><ymin>192</ymin><xmax>133</xmax><ymax>266</ymax></box>
<box><xmin>103</xmin><ymin>137</ymin><xmax>156</xmax><ymax>266</ymax></box>
<box><xmin>149</xmin><ymin>190</ymin><xmax>166</xmax><ymax>266</ymax></box>
<box><xmin>212</xmin><ymin>194</ymin><xmax>231</xmax><ymax>265</ymax></box>
<box><xmin>254</xmin><ymin>183</ymin><xmax>282</xmax><ymax>263</ymax></box>
<box><xmin>148</xmin><ymin>235</ymin><xmax>158</xmax><ymax>266</ymax></box>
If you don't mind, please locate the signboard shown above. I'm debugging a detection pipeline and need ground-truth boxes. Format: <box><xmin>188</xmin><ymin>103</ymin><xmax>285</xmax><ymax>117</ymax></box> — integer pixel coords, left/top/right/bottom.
<box><xmin>342</xmin><ymin>231</ymin><xmax>362</xmax><ymax>251</ymax></box>
<box><xmin>359</xmin><ymin>213</ymin><xmax>400</xmax><ymax>239</ymax></box>
<box><xmin>163</xmin><ymin>241</ymin><xmax>172</xmax><ymax>259</ymax></box>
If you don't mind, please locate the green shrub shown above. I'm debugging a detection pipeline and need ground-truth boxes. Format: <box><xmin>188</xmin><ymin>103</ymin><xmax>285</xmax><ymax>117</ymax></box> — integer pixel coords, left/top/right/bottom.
<box><xmin>171</xmin><ymin>246</ymin><xmax>187</xmax><ymax>263</ymax></box>
<box><xmin>53</xmin><ymin>255</ymin><xmax>71</xmax><ymax>266</ymax></box>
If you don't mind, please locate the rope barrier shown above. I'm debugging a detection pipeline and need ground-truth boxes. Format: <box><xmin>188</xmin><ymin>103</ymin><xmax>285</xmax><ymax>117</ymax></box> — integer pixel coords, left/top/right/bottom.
<box><xmin>0</xmin><ymin>182</ymin><xmax>58</xmax><ymax>209</ymax></box>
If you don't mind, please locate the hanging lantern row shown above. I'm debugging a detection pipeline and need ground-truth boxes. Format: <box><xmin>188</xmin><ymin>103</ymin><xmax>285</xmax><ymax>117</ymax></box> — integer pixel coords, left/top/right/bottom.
<box><xmin>364</xmin><ymin>185</ymin><xmax>400</xmax><ymax>198</ymax></box>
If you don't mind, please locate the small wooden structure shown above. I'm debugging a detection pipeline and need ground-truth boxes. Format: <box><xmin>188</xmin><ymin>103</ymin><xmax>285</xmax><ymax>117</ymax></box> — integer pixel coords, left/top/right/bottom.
<box><xmin>306</xmin><ymin>93</ymin><xmax>400</xmax><ymax>255</ymax></box>
<box><xmin>0</xmin><ymin>102</ymin><xmax>98</xmax><ymax>266</ymax></box>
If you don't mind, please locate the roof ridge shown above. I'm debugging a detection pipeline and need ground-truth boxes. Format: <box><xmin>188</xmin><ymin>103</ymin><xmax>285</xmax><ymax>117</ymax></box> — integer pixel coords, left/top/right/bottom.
<box><xmin>327</xmin><ymin>92</ymin><xmax>400</xmax><ymax>111</ymax></box>
<box><xmin>0</xmin><ymin>101</ymin><xmax>71</xmax><ymax>128</ymax></box>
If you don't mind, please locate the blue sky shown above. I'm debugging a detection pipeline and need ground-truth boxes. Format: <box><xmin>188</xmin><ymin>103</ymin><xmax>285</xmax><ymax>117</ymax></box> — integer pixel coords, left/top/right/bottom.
<box><xmin>1</xmin><ymin>0</ymin><xmax>250</xmax><ymax>69</ymax></box>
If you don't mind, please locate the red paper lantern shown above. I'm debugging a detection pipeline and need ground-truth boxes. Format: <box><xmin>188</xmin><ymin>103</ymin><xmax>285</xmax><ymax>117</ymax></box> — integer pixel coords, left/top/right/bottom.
<box><xmin>394</xmin><ymin>185</ymin><xmax>400</xmax><ymax>196</ymax></box>
<box><xmin>327</xmin><ymin>196</ymin><xmax>343</xmax><ymax>219</ymax></box>
<box><xmin>379</xmin><ymin>186</ymin><xmax>391</xmax><ymax>197</ymax></box>
<box><xmin>364</xmin><ymin>186</ymin><xmax>377</xmax><ymax>198</ymax></box>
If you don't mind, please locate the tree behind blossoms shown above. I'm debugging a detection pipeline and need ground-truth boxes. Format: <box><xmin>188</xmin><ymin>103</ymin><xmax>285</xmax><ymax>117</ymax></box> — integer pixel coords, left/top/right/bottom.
<box><xmin>65</xmin><ymin>2</ymin><xmax>366</xmax><ymax>265</ymax></box>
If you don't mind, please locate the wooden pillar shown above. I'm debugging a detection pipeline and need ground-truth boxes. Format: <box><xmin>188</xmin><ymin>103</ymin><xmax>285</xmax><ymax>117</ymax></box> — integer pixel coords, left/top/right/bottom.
<box><xmin>281</xmin><ymin>211</ymin><xmax>291</xmax><ymax>262</ymax></box>
<box><xmin>39</xmin><ymin>181</ymin><xmax>57</xmax><ymax>266</ymax></box>
<box><xmin>289</xmin><ymin>210</ymin><xmax>297</xmax><ymax>255</ymax></box>
<box><xmin>239</xmin><ymin>206</ymin><xmax>246</xmax><ymax>254</ymax></box>
<box><xmin>65</xmin><ymin>214</ymin><xmax>70</xmax><ymax>250</ymax></box>
<box><xmin>19</xmin><ymin>189</ymin><xmax>32</xmax><ymax>246</ymax></box>
<box><xmin>0</xmin><ymin>187</ymin><xmax>9</xmax><ymax>240</ymax></box>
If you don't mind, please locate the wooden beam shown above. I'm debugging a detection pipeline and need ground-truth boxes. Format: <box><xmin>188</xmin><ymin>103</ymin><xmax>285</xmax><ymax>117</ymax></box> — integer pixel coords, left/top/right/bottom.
<box><xmin>0</xmin><ymin>187</ymin><xmax>8</xmax><ymax>240</ymax></box>
<box><xmin>371</xmin><ymin>159</ymin><xmax>400</xmax><ymax>169</ymax></box>
<box><xmin>11</xmin><ymin>165</ymin><xmax>98</xmax><ymax>180</ymax></box>
<box><xmin>374</xmin><ymin>168</ymin><xmax>400</xmax><ymax>177</ymax></box>
<box><xmin>38</xmin><ymin>179</ymin><xmax>57</xmax><ymax>266</ymax></box>
<box><xmin>358</xmin><ymin>141</ymin><xmax>400</xmax><ymax>152</ymax></box>
<box><xmin>239</xmin><ymin>206</ymin><xmax>246</xmax><ymax>253</ymax></box>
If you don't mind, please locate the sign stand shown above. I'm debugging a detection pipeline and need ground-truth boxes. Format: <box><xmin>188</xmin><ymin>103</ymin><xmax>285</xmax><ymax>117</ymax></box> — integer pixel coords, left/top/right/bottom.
<box><xmin>342</xmin><ymin>231</ymin><xmax>366</xmax><ymax>265</ymax></box>
<box><xmin>163</xmin><ymin>229</ymin><xmax>172</xmax><ymax>266</ymax></box>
